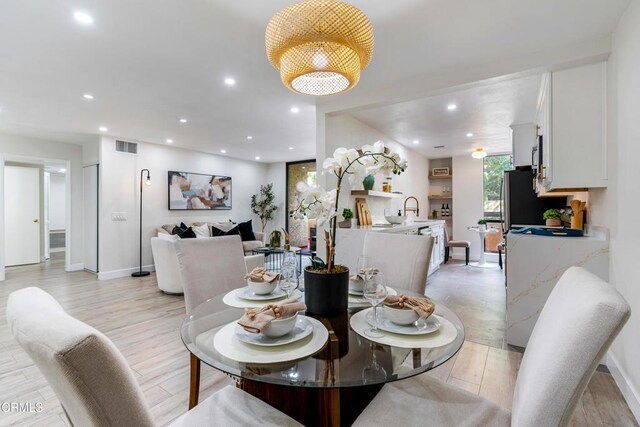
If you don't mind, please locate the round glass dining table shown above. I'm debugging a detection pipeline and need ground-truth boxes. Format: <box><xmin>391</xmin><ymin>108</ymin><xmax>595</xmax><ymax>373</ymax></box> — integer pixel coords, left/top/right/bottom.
<box><xmin>181</xmin><ymin>288</ymin><xmax>464</xmax><ymax>426</ymax></box>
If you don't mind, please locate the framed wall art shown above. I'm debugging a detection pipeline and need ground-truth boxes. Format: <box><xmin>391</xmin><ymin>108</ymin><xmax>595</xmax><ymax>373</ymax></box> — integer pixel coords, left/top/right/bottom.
<box><xmin>168</xmin><ymin>171</ymin><xmax>232</xmax><ymax>210</ymax></box>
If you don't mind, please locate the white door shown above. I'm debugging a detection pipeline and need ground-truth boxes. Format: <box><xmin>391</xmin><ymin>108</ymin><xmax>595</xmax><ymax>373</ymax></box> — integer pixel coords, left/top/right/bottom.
<box><xmin>4</xmin><ymin>166</ymin><xmax>41</xmax><ymax>266</ymax></box>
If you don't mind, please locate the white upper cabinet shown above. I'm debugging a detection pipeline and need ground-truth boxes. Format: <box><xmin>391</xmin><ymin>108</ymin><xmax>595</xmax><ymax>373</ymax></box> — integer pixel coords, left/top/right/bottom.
<box><xmin>536</xmin><ymin>62</ymin><xmax>607</xmax><ymax>190</ymax></box>
<box><xmin>511</xmin><ymin>123</ymin><xmax>538</xmax><ymax>168</ymax></box>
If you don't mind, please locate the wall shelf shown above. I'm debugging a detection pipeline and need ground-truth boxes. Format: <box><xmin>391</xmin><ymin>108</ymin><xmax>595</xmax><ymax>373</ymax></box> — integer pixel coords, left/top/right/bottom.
<box><xmin>428</xmin><ymin>196</ymin><xmax>453</xmax><ymax>201</ymax></box>
<box><xmin>351</xmin><ymin>190</ymin><xmax>404</xmax><ymax>199</ymax></box>
<box><xmin>428</xmin><ymin>174</ymin><xmax>453</xmax><ymax>180</ymax></box>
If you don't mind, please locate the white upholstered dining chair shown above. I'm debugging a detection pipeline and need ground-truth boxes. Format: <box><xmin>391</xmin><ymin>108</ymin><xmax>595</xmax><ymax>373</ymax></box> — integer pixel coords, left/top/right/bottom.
<box><xmin>6</xmin><ymin>287</ymin><xmax>300</xmax><ymax>427</ymax></box>
<box><xmin>363</xmin><ymin>232</ymin><xmax>434</xmax><ymax>295</ymax></box>
<box><xmin>173</xmin><ymin>235</ymin><xmax>264</xmax><ymax>409</ymax></box>
<box><xmin>354</xmin><ymin>266</ymin><xmax>630</xmax><ymax>427</ymax></box>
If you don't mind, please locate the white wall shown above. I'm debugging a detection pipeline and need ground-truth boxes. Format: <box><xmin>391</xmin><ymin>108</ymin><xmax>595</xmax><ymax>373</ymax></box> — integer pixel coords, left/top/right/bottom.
<box><xmin>589</xmin><ymin>1</ymin><xmax>640</xmax><ymax>420</ymax></box>
<box><xmin>0</xmin><ymin>134</ymin><xmax>84</xmax><ymax>273</ymax></box>
<box><xmin>452</xmin><ymin>155</ymin><xmax>484</xmax><ymax>261</ymax></box>
<box><xmin>98</xmin><ymin>137</ymin><xmax>270</xmax><ymax>279</ymax></box>
<box><xmin>49</xmin><ymin>174</ymin><xmax>66</xmax><ymax>230</ymax></box>
<box><xmin>266</xmin><ymin>162</ymin><xmax>287</xmax><ymax>236</ymax></box>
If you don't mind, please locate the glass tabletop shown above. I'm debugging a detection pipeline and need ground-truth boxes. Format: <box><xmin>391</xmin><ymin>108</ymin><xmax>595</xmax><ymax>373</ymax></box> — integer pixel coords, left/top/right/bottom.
<box><xmin>181</xmin><ymin>289</ymin><xmax>464</xmax><ymax>389</ymax></box>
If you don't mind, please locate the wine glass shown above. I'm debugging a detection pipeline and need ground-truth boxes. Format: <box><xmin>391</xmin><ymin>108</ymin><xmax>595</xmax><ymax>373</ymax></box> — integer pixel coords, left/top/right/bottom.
<box><xmin>363</xmin><ymin>271</ymin><xmax>388</xmax><ymax>338</ymax></box>
<box><xmin>362</xmin><ymin>344</ymin><xmax>387</xmax><ymax>384</ymax></box>
<box><xmin>279</xmin><ymin>251</ymin><xmax>298</xmax><ymax>298</ymax></box>
<box><xmin>357</xmin><ymin>255</ymin><xmax>370</xmax><ymax>280</ymax></box>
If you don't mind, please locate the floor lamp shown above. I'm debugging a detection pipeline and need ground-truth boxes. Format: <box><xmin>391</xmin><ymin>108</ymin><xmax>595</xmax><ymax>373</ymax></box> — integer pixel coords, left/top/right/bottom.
<box><xmin>132</xmin><ymin>168</ymin><xmax>151</xmax><ymax>277</ymax></box>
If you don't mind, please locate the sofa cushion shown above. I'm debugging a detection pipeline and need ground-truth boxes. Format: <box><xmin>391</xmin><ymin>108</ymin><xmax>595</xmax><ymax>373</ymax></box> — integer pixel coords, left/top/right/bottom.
<box><xmin>192</xmin><ymin>224</ymin><xmax>210</xmax><ymax>238</ymax></box>
<box><xmin>211</xmin><ymin>225</ymin><xmax>240</xmax><ymax>237</ymax></box>
<box><xmin>242</xmin><ymin>240</ymin><xmax>264</xmax><ymax>253</ymax></box>
<box><xmin>158</xmin><ymin>233</ymin><xmax>180</xmax><ymax>241</ymax></box>
<box><xmin>237</xmin><ymin>220</ymin><xmax>256</xmax><ymax>242</ymax></box>
<box><xmin>173</xmin><ymin>226</ymin><xmax>197</xmax><ymax>239</ymax></box>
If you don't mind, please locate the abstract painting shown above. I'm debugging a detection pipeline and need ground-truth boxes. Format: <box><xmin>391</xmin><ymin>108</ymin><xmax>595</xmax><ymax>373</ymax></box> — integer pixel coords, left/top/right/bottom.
<box><xmin>168</xmin><ymin>171</ymin><xmax>232</xmax><ymax>210</ymax></box>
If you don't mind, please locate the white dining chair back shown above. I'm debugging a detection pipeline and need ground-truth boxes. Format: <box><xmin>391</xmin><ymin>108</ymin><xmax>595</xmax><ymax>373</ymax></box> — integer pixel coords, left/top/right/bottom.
<box><xmin>6</xmin><ymin>287</ymin><xmax>156</xmax><ymax>427</ymax></box>
<box><xmin>174</xmin><ymin>235</ymin><xmax>251</xmax><ymax>312</ymax></box>
<box><xmin>363</xmin><ymin>232</ymin><xmax>434</xmax><ymax>295</ymax></box>
<box><xmin>511</xmin><ymin>266</ymin><xmax>630</xmax><ymax>426</ymax></box>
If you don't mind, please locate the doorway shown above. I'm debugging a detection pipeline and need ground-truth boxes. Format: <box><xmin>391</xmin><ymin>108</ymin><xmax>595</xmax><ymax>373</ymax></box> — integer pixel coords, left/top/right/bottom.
<box><xmin>285</xmin><ymin>160</ymin><xmax>316</xmax><ymax>248</ymax></box>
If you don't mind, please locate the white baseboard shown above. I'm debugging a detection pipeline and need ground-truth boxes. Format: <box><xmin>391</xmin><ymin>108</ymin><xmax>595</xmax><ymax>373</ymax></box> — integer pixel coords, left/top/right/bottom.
<box><xmin>49</xmin><ymin>248</ymin><xmax>65</xmax><ymax>253</ymax></box>
<box><xmin>68</xmin><ymin>263</ymin><xmax>84</xmax><ymax>272</ymax></box>
<box><xmin>607</xmin><ymin>352</ymin><xmax>640</xmax><ymax>423</ymax></box>
<box><xmin>98</xmin><ymin>265</ymin><xmax>156</xmax><ymax>281</ymax></box>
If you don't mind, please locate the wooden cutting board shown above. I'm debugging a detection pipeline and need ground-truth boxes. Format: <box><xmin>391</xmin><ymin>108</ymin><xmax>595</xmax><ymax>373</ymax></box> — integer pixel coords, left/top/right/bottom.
<box><xmin>356</xmin><ymin>198</ymin><xmax>372</xmax><ymax>225</ymax></box>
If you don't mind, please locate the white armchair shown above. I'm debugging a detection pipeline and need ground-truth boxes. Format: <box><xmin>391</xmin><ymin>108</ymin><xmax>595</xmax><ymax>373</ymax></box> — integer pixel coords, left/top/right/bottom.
<box><xmin>150</xmin><ymin>237</ymin><xmax>264</xmax><ymax>295</ymax></box>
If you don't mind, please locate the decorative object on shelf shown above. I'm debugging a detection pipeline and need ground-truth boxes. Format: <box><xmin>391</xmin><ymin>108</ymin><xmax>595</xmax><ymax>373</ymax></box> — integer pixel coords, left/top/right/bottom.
<box><xmin>543</xmin><ymin>209</ymin><xmax>562</xmax><ymax>227</ymax></box>
<box><xmin>338</xmin><ymin>208</ymin><xmax>354</xmax><ymax>228</ymax></box>
<box><xmin>282</xmin><ymin>228</ymin><xmax>291</xmax><ymax>250</ymax></box>
<box><xmin>168</xmin><ymin>171</ymin><xmax>231</xmax><ymax>210</ymax></box>
<box><xmin>132</xmin><ymin>169</ymin><xmax>151</xmax><ymax>278</ymax></box>
<box><xmin>477</xmin><ymin>218</ymin><xmax>487</xmax><ymax>231</ymax></box>
<box><xmin>431</xmin><ymin>167</ymin><xmax>450</xmax><ymax>176</ymax></box>
<box><xmin>362</xmin><ymin>174</ymin><xmax>375</xmax><ymax>191</ymax></box>
<box><xmin>384</xmin><ymin>177</ymin><xmax>392</xmax><ymax>192</ymax></box>
<box><xmin>355</xmin><ymin>197</ymin><xmax>372</xmax><ymax>225</ymax></box>
<box><xmin>269</xmin><ymin>230</ymin><xmax>282</xmax><ymax>248</ymax></box>
<box><xmin>471</xmin><ymin>148</ymin><xmax>487</xmax><ymax>159</ymax></box>
<box><xmin>382</xmin><ymin>181</ymin><xmax>389</xmax><ymax>192</ymax></box>
<box><xmin>570</xmin><ymin>200</ymin><xmax>587</xmax><ymax>230</ymax></box>
<box><xmin>432</xmin><ymin>209</ymin><xmax>438</xmax><ymax>219</ymax></box>
<box><xmin>290</xmin><ymin>141</ymin><xmax>407</xmax><ymax>315</ymax></box>
<box><xmin>251</xmin><ymin>183</ymin><xmax>278</xmax><ymax>232</ymax></box>
<box><xmin>265</xmin><ymin>0</ymin><xmax>374</xmax><ymax>96</ymax></box>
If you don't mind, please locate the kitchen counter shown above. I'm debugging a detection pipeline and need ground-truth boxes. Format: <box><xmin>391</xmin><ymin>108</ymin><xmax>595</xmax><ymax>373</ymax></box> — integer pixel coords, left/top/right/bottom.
<box><xmin>348</xmin><ymin>219</ymin><xmax>445</xmax><ymax>234</ymax></box>
<box><xmin>506</xmin><ymin>226</ymin><xmax>609</xmax><ymax>347</ymax></box>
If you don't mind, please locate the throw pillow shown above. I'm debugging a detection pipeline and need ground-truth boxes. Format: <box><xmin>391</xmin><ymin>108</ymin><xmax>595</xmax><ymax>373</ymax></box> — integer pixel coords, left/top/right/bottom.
<box><xmin>192</xmin><ymin>224</ymin><xmax>210</xmax><ymax>238</ymax></box>
<box><xmin>237</xmin><ymin>220</ymin><xmax>256</xmax><ymax>242</ymax></box>
<box><xmin>158</xmin><ymin>233</ymin><xmax>180</xmax><ymax>241</ymax></box>
<box><xmin>210</xmin><ymin>225</ymin><xmax>240</xmax><ymax>237</ymax></box>
<box><xmin>175</xmin><ymin>226</ymin><xmax>197</xmax><ymax>239</ymax></box>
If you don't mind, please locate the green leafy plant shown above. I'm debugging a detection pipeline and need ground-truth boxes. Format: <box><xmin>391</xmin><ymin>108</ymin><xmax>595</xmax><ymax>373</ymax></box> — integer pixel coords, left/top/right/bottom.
<box><xmin>543</xmin><ymin>209</ymin><xmax>562</xmax><ymax>220</ymax></box>
<box><xmin>251</xmin><ymin>183</ymin><xmax>277</xmax><ymax>232</ymax></box>
<box><xmin>342</xmin><ymin>208</ymin><xmax>354</xmax><ymax>221</ymax></box>
<box><xmin>478</xmin><ymin>219</ymin><xmax>487</xmax><ymax>225</ymax></box>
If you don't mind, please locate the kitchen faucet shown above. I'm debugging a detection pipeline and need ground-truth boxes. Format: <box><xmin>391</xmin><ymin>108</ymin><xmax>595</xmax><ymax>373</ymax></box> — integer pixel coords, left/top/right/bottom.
<box><xmin>403</xmin><ymin>196</ymin><xmax>419</xmax><ymax>217</ymax></box>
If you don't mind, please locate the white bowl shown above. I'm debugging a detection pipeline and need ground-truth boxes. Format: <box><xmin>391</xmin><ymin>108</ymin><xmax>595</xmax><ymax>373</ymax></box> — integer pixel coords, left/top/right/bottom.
<box><xmin>262</xmin><ymin>313</ymin><xmax>298</xmax><ymax>338</ymax></box>
<box><xmin>385</xmin><ymin>215</ymin><xmax>407</xmax><ymax>225</ymax></box>
<box><xmin>248</xmin><ymin>280</ymin><xmax>277</xmax><ymax>295</ymax></box>
<box><xmin>383</xmin><ymin>305</ymin><xmax>419</xmax><ymax>325</ymax></box>
<box><xmin>349</xmin><ymin>277</ymin><xmax>364</xmax><ymax>292</ymax></box>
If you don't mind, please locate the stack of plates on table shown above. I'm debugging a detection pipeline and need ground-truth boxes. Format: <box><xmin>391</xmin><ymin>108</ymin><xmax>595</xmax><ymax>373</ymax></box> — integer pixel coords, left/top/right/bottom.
<box><xmin>348</xmin><ymin>287</ymin><xmax>397</xmax><ymax>303</ymax></box>
<box><xmin>236</xmin><ymin>286</ymin><xmax>287</xmax><ymax>301</ymax></box>
<box><xmin>366</xmin><ymin>309</ymin><xmax>440</xmax><ymax>335</ymax></box>
<box><xmin>223</xmin><ymin>288</ymin><xmax>303</xmax><ymax>309</ymax></box>
<box><xmin>234</xmin><ymin>316</ymin><xmax>313</xmax><ymax>347</ymax></box>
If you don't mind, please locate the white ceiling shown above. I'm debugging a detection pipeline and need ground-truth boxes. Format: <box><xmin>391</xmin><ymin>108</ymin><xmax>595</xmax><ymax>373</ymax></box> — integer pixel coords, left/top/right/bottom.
<box><xmin>0</xmin><ymin>0</ymin><xmax>630</xmax><ymax>163</ymax></box>
<box><xmin>349</xmin><ymin>74</ymin><xmax>543</xmax><ymax>158</ymax></box>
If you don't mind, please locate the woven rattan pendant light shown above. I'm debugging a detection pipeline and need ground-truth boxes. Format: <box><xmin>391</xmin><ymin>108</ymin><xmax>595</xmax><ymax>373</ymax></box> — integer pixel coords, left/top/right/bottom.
<box><xmin>265</xmin><ymin>0</ymin><xmax>374</xmax><ymax>96</ymax></box>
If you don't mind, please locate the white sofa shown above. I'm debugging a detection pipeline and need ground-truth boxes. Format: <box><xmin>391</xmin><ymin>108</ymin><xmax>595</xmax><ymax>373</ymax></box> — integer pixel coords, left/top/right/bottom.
<box><xmin>157</xmin><ymin>221</ymin><xmax>264</xmax><ymax>255</ymax></box>
<box><xmin>151</xmin><ymin>236</ymin><xmax>264</xmax><ymax>294</ymax></box>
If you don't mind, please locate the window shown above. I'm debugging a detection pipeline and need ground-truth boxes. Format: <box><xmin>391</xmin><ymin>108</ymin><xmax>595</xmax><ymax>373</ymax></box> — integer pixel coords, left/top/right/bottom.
<box><xmin>483</xmin><ymin>154</ymin><xmax>513</xmax><ymax>220</ymax></box>
<box><xmin>306</xmin><ymin>171</ymin><xmax>317</xmax><ymax>186</ymax></box>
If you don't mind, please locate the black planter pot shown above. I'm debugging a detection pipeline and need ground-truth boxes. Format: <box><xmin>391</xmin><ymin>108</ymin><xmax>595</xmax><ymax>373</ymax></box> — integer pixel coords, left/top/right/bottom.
<box><xmin>304</xmin><ymin>268</ymin><xmax>349</xmax><ymax>316</ymax></box>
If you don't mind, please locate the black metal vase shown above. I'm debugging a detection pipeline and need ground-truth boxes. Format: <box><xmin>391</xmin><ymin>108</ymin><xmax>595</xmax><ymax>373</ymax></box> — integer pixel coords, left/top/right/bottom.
<box><xmin>304</xmin><ymin>268</ymin><xmax>350</xmax><ymax>316</ymax></box>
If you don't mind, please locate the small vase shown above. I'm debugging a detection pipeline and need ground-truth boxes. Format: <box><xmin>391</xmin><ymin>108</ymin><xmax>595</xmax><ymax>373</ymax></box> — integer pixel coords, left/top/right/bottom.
<box><xmin>338</xmin><ymin>219</ymin><xmax>352</xmax><ymax>228</ymax></box>
<box><xmin>304</xmin><ymin>268</ymin><xmax>349</xmax><ymax>315</ymax></box>
<box><xmin>478</xmin><ymin>224</ymin><xmax>487</xmax><ymax>231</ymax></box>
<box><xmin>362</xmin><ymin>175</ymin><xmax>375</xmax><ymax>191</ymax></box>
<box><xmin>546</xmin><ymin>219</ymin><xmax>562</xmax><ymax>227</ymax></box>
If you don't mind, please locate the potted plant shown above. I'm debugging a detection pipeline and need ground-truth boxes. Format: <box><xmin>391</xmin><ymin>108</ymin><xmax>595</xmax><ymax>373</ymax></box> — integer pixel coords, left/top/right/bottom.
<box><xmin>543</xmin><ymin>209</ymin><xmax>562</xmax><ymax>226</ymax></box>
<box><xmin>291</xmin><ymin>142</ymin><xmax>408</xmax><ymax>315</ymax></box>
<box><xmin>338</xmin><ymin>208</ymin><xmax>354</xmax><ymax>228</ymax></box>
<box><xmin>478</xmin><ymin>218</ymin><xmax>487</xmax><ymax>231</ymax></box>
<box><xmin>251</xmin><ymin>183</ymin><xmax>278</xmax><ymax>232</ymax></box>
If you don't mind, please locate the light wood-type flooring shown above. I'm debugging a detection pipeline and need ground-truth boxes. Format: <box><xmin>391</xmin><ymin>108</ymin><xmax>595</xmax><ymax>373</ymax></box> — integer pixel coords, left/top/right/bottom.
<box><xmin>0</xmin><ymin>254</ymin><xmax>636</xmax><ymax>426</ymax></box>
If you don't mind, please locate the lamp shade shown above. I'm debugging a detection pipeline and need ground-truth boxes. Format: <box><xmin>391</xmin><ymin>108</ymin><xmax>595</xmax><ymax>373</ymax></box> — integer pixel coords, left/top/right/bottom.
<box><xmin>472</xmin><ymin>148</ymin><xmax>487</xmax><ymax>159</ymax></box>
<box><xmin>265</xmin><ymin>0</ymin><xmax>374</xmax><ymax>96</ymax></box>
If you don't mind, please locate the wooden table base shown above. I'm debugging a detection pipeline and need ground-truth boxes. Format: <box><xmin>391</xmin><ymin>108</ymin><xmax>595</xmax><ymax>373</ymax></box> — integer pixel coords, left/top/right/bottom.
<box><xmin>240</xmin><ymin>379</ymin><xmax>383</xmax><ymax>426</ymax></box>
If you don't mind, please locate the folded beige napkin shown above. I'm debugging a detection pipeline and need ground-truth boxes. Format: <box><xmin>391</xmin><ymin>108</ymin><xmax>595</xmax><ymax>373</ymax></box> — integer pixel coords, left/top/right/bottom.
<box><xmin>237</xmin><ymin>297</ymin><xmax>307</xmax><ymax>334</ymax></box>
<box><xmin>245</xmin><ymin>267</ymin><xmax>281</xmax><ymax>283</ymax></box>
<box><xmin>350</xmin><ymin>267</ymin><xmax>379</xmax><ymax>281</ymax></box>
<box><xmin>383</xmin><ymin>294</ymin><xmax>435</xmax><ymax>319</ymax></box>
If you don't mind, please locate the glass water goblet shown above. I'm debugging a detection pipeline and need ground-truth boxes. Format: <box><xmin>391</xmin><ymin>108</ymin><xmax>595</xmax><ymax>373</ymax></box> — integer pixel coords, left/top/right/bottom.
<box><xmin>357</xmin><ymin>255</ymin><xmax>370</xmax><ymax>281</ymax></box>
<box><xmin>363</xmin><ymin>271</ymin><xmax>388</xmax><ymax>338</ymax></box>
<box><xmin>362</xmin><ymin>344</ymin><xmax>387</xmax><ymax>384</ymax></box>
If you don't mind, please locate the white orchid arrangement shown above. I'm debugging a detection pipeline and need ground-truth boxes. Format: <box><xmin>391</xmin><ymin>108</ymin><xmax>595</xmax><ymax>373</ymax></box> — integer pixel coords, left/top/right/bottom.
<box><xmin>291</xmin><ymin>141</ymin><xmax>408</xmax><ymax>271</ymax></box>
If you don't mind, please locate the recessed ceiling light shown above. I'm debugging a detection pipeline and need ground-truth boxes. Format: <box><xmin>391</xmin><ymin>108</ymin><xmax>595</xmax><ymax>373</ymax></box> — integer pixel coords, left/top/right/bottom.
<box><xmin>179</xmin><ymin>118</ymin><xmax>187</xmax><ymax>123</ymax></box>
<box><xmin>466</xmin><ymin>132</ymin><xmax>473</xmax><ymax>137</ymax></box>
<box><xmin>98</xmin><ymin>126</ymin><xmax>108</xmax><ymax>132</ymax></box>
<box><xmin>413</xmin><ymin>140</ymin><xmax>419</xmax><ymax>145</ymax></box>
<box><xmin>166</xmin><ymin>139</ymin><xmax>173</xmax><ymax>144</ymax></box>
<box><xmin>73</xmin><ymin>11</ymin><xmax>93</xmax><ymax>25</ymax></box>
<box><xmin>255</xmin><ymin>156</ymin><xmax>261</xmax><ymax>160</ymax></box>
<box><xmin>247</xmin><ymin>136</ymin><xmax>253</xmax><ymax>140</ymax></box>
<box><xmin>220</xmin><ymin>149</ymin><xmax>227</xmax><ymax>154</ymax></box>
<box><xmin>83</xmin><ymin>94</ymin><xmax>94</xmax><ymax>100</ymax></box>
<box><xmin>290</xmin><ymin>107</ymin><xmax>300</xmax><ymax>113</ymax></box>
<box><xmin>288</xmin><ymin>146</ymin><xmax>294</xmax><ymax>150</ymax></box>
<box><xmin>224</xmin><ymin>77</ymin><xmax>236</xmax><ymax>86</ymax></box>
<box><xmin>447</xmin><ymin>104</ymin><xmax>457</xmax><ymax>111</ymax></box>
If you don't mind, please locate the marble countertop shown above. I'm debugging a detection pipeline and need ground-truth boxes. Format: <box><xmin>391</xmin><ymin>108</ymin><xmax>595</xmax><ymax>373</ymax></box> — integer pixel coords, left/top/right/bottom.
<box><xmin>349</xmin><ymin>219</ymin><xmax>445</xmax><ymax>233</ymax></box>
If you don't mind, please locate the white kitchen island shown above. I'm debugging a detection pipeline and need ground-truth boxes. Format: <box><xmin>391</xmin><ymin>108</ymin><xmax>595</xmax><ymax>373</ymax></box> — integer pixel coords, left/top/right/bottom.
<box><xmin>506</xmin><ymin>227</ymin><xmax>609</xmax><ymax>347</ymax></box>
<box><xmin>333</xmin><ymin>220</ymin><xmax>446</xmax><ymax>277</ymax></box>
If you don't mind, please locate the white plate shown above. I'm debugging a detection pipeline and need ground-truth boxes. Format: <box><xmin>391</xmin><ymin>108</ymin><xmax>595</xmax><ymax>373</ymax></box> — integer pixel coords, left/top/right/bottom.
<box><xmin>235</xmin><ymin>287</ymin><xmax>287</xmax><ymax>301</ymax></box>
<box><xmin>348</xmin><ymin>289</ymin><xmax>364</xmax><ymax>296</ymax></box>
<box><xmin>366</xmin><ymin>310</ymin><xmax>441</xmax><ymax>335</ymax></box>
<box><xmin>234</xmin><ymin>316</ymin><xmax>313</xmax><ymax>347</ymax></box>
